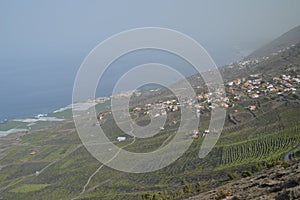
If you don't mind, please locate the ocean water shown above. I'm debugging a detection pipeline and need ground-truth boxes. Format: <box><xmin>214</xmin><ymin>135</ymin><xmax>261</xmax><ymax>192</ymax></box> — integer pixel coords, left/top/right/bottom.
<box><xmin>0</xmin><ymin>58</ymin><xmax>79</xmax><ymax>121</ymax></box>
<box><xmin>0</xmin><ymin>49</ymin><xmax>240</xmax><ymax>122</ymax></box>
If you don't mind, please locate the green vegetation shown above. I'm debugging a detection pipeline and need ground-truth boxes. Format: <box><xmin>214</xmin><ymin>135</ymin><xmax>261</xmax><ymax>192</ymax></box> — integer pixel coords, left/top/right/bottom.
<box><xmin>227</xmin><ymin>172</ymin><xmax>239</xmax><ymax>180</ymax></box>
<box><xmin>0</xmin><ymin>121</ymin><xmax>28</xmax><ymax>131</ymax></box>
<box><xmin>0</xmin><ymin>96</ymin><xmax>299</xmax><ymax>200</ymax></box>
<box><xmin>221</xmin><ymin>127</ymin><xmax>300</xmax><ymax>167</ymax></box>
<box><xmin>10</xmin><ymin>184</ymin><xmax>50</xmax><ymax>193</ymax></box>
<box><xmin>241</xmin><ymin>170</ymin><xmax>252</xmax><ymax>177</ymax></box>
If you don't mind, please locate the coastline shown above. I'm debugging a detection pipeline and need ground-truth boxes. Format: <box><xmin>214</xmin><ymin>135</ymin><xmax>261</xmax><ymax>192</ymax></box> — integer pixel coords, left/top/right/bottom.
<box><xmin>0</xmin><ymin>97</ymin><xmax>110</xmax><ymax>137</ymax></box>
<box><xmin>0</xmin><ymin>103</ymin><xmax>73</xmax><ymax>137</ymax></box>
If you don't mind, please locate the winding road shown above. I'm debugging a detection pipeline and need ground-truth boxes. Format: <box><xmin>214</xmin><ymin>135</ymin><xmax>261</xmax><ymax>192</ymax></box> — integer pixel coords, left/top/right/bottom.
<box><xmin>72</xmin><ymin>124</ymin><xmax>137</xmax><ymax>199</ymax></box>
<box><xmin>282</xmin><ymin>144</ymin><xmax>300</xmax><ymax>162</ymax></box>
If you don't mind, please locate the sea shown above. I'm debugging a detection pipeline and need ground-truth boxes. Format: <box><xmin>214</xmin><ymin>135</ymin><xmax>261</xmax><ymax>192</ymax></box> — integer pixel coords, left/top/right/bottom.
<box><xmin>0</xmin><ymin>49</ymin><xmax>241</xmax><ymax>122</ymax></box>
<box><xmin>0</xmin><ymin>58</ymin><xmax>79</xmax><ymax>122</ymax></box>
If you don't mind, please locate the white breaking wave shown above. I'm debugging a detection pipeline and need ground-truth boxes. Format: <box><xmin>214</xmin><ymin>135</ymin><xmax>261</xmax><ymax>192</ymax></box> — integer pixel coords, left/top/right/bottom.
<box><xmin>54</xmin><ymin>102</ymin><xmax>97</xmax><ymax>113</ymax></box>
<box><xmin>71</xmin><ymin>102</ymin><xmax>97</xmax><ymax>111</ymax></box>
<box><xmin>13</xmin><ymin>117</ymin><xmax>64</xmax><ymax>123</ymax></box>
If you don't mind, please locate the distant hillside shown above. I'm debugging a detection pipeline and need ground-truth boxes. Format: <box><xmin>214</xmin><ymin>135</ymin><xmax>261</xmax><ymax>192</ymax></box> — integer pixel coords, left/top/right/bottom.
<box><xmin>246</xmin><ymin>42</ymin><xmax>300</xmax><ymax>78</ymax></box>
<box><xmin>129</xmin><ymin>27</ymin><xmax>300</xmax><ymax>105</ymax></box>
<box><xmin>130</xmin><ymin>42</ymin><xmax>300</xmax><ymax>106</ymax></box>
<box><xmin>218</xmin><ymin>42</ymin><xmax>300</xmax><ymax>84</ymax></box>
<box><xmin>247</xmin><ymin>25</ymin><xmax>300</xmax><ymax>59</ymax></box>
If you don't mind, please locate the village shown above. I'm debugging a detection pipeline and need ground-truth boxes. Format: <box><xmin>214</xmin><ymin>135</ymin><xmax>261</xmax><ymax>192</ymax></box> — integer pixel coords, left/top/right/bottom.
<box><xmin>95</xmin><ymin>66</ymin><xmax>299</xmax><ymax>141</ymax></box>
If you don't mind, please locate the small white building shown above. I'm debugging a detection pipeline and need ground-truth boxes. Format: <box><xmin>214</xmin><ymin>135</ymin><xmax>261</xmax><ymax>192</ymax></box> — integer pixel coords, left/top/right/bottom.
<box><xmin>117</xmin><ymin>137</ymin><xmax>126</xmax><ymax>142</ymax></box>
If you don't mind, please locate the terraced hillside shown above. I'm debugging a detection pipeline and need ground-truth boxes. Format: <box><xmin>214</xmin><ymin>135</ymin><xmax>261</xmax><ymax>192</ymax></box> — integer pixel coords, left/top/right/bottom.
<box><xmin>0</xmin><ymin>87</ymin><xmax>299</xmax><ymax>200</ymax></box>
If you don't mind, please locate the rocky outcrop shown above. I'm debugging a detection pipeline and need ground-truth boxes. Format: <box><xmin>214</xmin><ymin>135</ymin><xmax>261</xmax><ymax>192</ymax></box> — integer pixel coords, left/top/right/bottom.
<box><xmin>187</xmin><ymin>159</ymin><xmax>300</xmax><ymax>200</ymax></box>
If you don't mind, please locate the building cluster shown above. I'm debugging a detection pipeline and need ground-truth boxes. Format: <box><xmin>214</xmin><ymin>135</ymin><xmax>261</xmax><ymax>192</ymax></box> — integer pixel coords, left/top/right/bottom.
<box><xmin>226</xmin><ymin>73</ymin><xmax>299</xmax><ymax>100</ymax></box>
<box><xmin>132</xmin><ymin>99</ymin><xmax>180</xmax><ymax>118</ymax></box>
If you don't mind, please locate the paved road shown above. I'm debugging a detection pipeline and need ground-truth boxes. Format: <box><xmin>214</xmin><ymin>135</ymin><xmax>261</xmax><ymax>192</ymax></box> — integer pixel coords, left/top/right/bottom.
<box><xmin>282</xmin><ymin>144</ymin><xmax>300</xmax><ymax>162</ymax></box>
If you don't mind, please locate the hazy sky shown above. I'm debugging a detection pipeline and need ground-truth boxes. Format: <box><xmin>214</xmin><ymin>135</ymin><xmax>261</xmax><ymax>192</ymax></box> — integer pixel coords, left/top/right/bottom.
<box><xmin>1</xmin><ymin>0</ymin><xmax>300</xmax><ymax>65</ymax></box>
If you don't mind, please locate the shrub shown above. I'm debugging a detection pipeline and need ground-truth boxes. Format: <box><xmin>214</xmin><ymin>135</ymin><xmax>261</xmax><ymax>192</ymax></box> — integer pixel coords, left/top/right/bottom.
<box><xmin>241</xmin><ymin>170</ymin><xmax>252</xmax><ymax>177</ymax></box>
<box><xmin>228</xmin><ymin>172</ymin><xmax>239</xmax><ymax>180</ymax></box>
<box><xmin>252</xmin><ymin>163</ymin><xmax>263</xmax><ymax>172</ymax></box>
<box><xmin>266</xmin><ymin>160</ymin><xmax>282</xmax><ymax>169</ymax></box>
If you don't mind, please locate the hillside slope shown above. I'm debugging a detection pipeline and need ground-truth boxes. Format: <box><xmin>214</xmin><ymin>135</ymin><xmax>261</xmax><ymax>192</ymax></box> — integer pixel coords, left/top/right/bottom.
<box><xmin>247</xmin><ymin>25</ymin><xmax>300</xmax><ymax>59</ymax></box>
<box><xmin>187</xmin><ymin>158</ymin><xmax>300</xmax><ymax>200</ymax></box>
<box><xmin>219</xmin><ymin>41</ymin><xmax>300</xmax><ymax>83</ymax></box>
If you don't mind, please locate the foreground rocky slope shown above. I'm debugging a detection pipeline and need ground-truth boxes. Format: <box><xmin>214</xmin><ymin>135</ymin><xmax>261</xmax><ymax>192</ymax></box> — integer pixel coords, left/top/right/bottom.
<box><xmin>187</xmin><ymin>159</ymin><xmax>300</xmax><ymax>200</ymax></box>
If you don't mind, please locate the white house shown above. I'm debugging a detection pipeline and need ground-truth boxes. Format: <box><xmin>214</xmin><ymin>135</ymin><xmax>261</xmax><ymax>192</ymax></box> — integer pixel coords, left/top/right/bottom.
<box><xmin>117</xmin><ymin>137</ymin><xmax>126</xmax><ymax>142</ymax></box>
